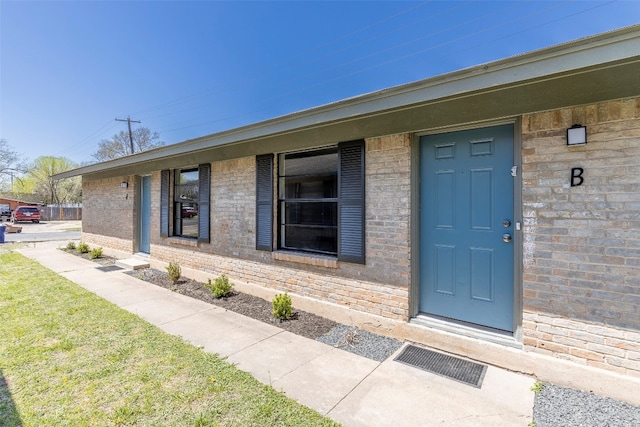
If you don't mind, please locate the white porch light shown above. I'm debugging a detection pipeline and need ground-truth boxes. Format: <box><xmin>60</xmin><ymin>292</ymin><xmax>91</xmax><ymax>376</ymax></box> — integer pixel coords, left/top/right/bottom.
<box><xmin>567</xmin><ymin>124</ymin><xmax>587</xmax><ymax>145</ymax></box>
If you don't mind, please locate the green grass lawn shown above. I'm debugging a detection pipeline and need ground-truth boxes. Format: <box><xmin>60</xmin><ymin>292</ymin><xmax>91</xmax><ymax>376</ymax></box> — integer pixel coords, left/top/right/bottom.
<box><xmin>0</xmin><ymin>252</ymin><xmax>340</xmax><ymax>427</ymax></box>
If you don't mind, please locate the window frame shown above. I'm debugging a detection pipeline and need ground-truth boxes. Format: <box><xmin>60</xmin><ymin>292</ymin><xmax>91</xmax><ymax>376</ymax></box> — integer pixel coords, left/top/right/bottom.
<box><xmin>173</xmin><ymin>167</ymin><xmax>200</xmax><ymax>239</ymax></box>
<box><xmin>278</xmin><ymin>147</ymin><xmax>339</xmax><ymax>256</ymax></box>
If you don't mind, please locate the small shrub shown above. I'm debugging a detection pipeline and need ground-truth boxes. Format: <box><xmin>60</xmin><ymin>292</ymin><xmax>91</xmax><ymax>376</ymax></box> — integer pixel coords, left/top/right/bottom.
<box><xmin>66</xmin><ymin>241</ymin><xmax>76</xmax><ymax>250</ymax></box>
<box><xmin>77</xmin><ymin>242</ymin><xmax>90</xmax><ymax>254</ymax></box>
<box><xmin>206</xmin><ymin>274</ymin><xmax>234</xmax><ymax>298</ymax></box>
<box><xmin>166</xmin><ymin>261</ymin><xmax>181</xmax><ymax>284</ymax></box>
<box><xmin>272</xmin><ymin>292</ymin><xmax>293</xmax><ymax>320</ymax></box>
<box><xmin>89</xmin><ymin>247</ymin><xmax>103</xmax><ymax>260</ymax></box>
<box><xmin>530</xmin><ymin>381</ymin><xmax>545</xmax><ymax>393</ymax></box>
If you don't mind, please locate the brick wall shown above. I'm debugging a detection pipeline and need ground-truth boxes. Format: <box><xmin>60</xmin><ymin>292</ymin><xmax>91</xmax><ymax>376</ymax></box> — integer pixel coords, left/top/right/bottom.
<box><xmin>144</xmin><ymin>134</ymin><xmax>412</xmax><ymax>320</ymax></box>
<box><xmin>82</xmin><ymin>175</ymin><xmax>135</xmax><ymax>243</ymax></box>
<box><xmin>521</xmin><ymin>96</ymin><xmax>640</xmax><ymax>376</ymax></box>
<box><xmin>361</xmin><ymin>134</ymin><xmax>412</xmax><ymax>286</ymax></box>
<box><xmin>210</xmin><ymin>157</ymin><xmax>257</xmax><ymax>259</ymax></box>
<box><xmin>82</xmin><ymin>232</ymin><xmax>134</xmax><ymax>254</ymax></box>
<box><xmin>151</xmin><ymin>243</ymin><xmax>409</xmax><ymax>319</ymax></box>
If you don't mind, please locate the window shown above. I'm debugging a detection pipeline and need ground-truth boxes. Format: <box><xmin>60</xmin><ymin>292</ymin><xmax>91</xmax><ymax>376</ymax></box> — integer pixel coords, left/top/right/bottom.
<box><xmin>161</xmin><ymin>164</ymin><xmax>210</xmax><ymax>242</ymax></box>
<box><xmin>279</xmin><ymin>148</ymin><xmax>338</xmax><ymax>254</ymax></box>
<box><xmin>174</xmin><ymin>169</ymin><xmax>199</xmax><ymax>238</ymax></box>
<box><xmin>256</xmin><ymin>140</ymin><xmax>364</xmax><ymax>263</ymax></box>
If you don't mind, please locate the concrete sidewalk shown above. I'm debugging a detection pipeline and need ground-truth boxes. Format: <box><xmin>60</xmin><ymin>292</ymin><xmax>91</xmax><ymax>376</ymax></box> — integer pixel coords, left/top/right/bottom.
<box><xmin>15</xmin><ymin>241</ymin><xmax>535</xmax><ymax>427</ymax></box>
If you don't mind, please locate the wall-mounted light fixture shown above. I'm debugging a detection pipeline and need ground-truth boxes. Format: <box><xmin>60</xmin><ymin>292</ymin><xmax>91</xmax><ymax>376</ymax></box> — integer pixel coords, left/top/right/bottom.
<box><xmin>567</xmin><ymin>124</ymin><xmax>587</xmax><ymax>146</ymax></box>
<box><xmin>121</xmin><ymin>181</ymin><xmax>128</xmax><ymax>188</ymax></box>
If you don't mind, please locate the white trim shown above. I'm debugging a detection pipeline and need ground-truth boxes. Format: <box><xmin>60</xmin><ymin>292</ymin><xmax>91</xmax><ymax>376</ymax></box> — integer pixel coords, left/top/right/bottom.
<box><xmin>411</xmin><ymin>315</ymin><xmax>523</xmax><ymax>349</ymax></box>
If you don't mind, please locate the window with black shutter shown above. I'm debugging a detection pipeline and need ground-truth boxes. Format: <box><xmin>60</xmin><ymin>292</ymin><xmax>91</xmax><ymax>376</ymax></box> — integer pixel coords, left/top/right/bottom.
<box><xmin>160</xmin><ymin>170</ymin><xmax>170</xmax><ymax>237</ymax></box>
<box><xmin>338</xmin><ymin>140</ymin><xmax>365</xmax><ymax>263</ymax></box>
<box><xmin>256</xmin><ymin>154</ymin><xmax>274</xmax><ymax>251</ymax></box>
<box><xmin>169</xmin><ymin>164</ymin><xmax>210</xmax><ymax>242</ymax></box>
<box><xmin>197</xmin><ymin>163</ymin><xmax>210</xmax><ymax>243</ymax></box>
<box><xmin>260</xmin><ymin>140</ymin><xmax>364</xmax><ymax>263</ymax></box>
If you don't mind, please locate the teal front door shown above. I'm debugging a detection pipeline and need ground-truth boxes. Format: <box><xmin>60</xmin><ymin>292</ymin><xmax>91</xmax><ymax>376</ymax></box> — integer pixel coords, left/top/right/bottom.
<box><xmin>420</xmin><ymin>125</ymin><xmax>515</xmax><ymax>332</ymax></box>
<box><xmin>139</xmin><ymin>176</ymin><xmax>151</xmax><ymax>254</ymax></box>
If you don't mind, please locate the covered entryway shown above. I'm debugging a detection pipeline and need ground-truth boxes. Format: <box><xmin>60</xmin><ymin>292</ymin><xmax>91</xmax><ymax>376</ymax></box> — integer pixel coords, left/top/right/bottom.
<box><xmin>419</xmin><ymin>124</ymin><xmax>515</xmax><ymax>332</ymax></box>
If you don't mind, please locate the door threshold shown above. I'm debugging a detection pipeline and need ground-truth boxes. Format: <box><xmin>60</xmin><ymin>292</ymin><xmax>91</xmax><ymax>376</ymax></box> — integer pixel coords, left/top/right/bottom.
<box><xmin>411</xmin><ymin>314</ymin><xmax>522</xmax><ymax>349</ymax></box>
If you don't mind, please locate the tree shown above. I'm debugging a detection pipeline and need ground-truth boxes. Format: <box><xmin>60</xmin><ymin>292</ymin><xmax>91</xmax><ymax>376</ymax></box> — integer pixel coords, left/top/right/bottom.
<box><xmin>92</xmin><ymin>127</ymin><xmax>165</xmax><ymax>162</ymax></box>
<box><xmin>0</xmin><ymin>139</ymin><xmax>27</xmax><ymax>191</ymax></box>
<box><xmin>13</xmin><ymin>156</ymin><xmax>81</xmax><ymax>205</ymax></box>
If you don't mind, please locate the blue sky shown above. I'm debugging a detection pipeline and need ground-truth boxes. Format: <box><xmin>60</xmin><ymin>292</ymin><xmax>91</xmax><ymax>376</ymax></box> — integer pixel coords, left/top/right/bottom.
<box><xmin>1</xmin><ymin>1</ymin><xmax>638</xmax><ymax>165</ymax></box>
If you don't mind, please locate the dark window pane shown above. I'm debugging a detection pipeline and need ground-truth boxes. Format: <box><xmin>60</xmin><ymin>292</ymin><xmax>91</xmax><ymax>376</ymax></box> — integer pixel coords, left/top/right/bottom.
<box><xmin>285</xmin><ymin>177</ymin><xmax>337</xmax><ymax>199</ymax></box>
<box><xmin>284</xmin><ymin>202</ymin><xmax>337</xmax><ymax>226</ymax></box>
<box><xmin>283</xmin><ymin>225</ymin><xmax>337</xmax><ymax>254</ymax></box>
<box><xmin>283</xmin><ymin>150</ymin><xmax>337</xmax><ymax>177</ymax></box>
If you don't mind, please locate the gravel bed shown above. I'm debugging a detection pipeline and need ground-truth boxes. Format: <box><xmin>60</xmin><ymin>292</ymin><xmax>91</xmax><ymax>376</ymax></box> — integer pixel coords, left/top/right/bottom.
<box><xmin>533</xmin><ymin>383</ymin><xmax>640</xmax><ymax>427</ymax></box>
<box><xmin>316</xmin><ymin>324</ymin><xmax>403</xmax><ymax>362</ymax></box>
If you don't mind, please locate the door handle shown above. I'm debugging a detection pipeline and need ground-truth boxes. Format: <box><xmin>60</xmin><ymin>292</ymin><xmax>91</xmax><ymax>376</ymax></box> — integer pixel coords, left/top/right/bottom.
<box><xmin>502</xmin><ymin>234</ymin><xmax>512</xmax><ymax>243</ymax></box>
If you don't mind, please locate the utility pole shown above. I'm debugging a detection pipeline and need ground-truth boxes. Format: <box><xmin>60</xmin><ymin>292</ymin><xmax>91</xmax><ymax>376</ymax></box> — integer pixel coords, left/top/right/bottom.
<box><xmin>115</xmin><ymin>116</ymin><xmax>141</xmax><ymax>154</ymax></box>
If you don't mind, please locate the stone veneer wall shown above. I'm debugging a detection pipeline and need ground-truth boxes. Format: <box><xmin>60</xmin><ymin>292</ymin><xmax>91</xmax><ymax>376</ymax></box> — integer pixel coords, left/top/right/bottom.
<box><xmin>521</xmin><ymin>96</ymin><xmax>640</xmax><ymax>377</ymax></box>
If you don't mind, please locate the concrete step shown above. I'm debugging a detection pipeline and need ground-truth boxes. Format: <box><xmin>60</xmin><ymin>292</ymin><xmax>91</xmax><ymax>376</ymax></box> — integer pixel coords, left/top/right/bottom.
<box><xmin>115</xmin><ymin>258</ymin><xmax>150</xmax><ymax>270</ymax></box>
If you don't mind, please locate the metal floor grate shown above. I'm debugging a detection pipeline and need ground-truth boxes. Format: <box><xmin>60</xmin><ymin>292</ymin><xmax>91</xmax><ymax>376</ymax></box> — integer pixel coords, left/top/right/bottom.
<box><xmin>394</xmin><ymin>345</ymin><xmax>487</xmax><ymax>388</ymax></box>
<box><xmin>96</xmin><ymin>265</ymin><xmax>124</xmax><ymax>272</ymax></box>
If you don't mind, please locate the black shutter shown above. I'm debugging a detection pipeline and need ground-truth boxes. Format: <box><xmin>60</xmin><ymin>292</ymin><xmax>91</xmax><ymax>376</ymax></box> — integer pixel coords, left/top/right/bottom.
<box><xmin>338</xmin><ymin>140</ymin><xmax>365</xmax><ymax>264</ymax></box>
<box><xmin>160</xmin><ymin>170</ymin><xmax>170</xmax><ymax>237</ymax></box>
<box><xmin>198</xmin><ymin>163</ymin><xmax>211</xmax><ymax>243</ymax></box>
<box><xmin>256</xmin><ymin>154</ymin><xmax>273</xmax><ymax>251</ymax></box>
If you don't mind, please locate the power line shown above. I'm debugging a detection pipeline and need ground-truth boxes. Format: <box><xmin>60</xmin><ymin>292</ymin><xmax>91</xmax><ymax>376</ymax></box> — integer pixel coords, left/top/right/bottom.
<box><xmin>53</xmin><ymin>119</ymin><xmax>118</xmax><ymax>158</ymax></box>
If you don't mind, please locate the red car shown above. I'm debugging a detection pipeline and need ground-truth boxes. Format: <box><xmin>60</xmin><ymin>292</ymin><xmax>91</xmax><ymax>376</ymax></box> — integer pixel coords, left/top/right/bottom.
<box><xmin>181</xmin><ymin>206</ymin><xmax>197</xmax><ymax>218</ymax></box>
<box><xmin>12</xmin><ymin>206</ymin><xmax>41</xmax><ymax>223</ymax></box>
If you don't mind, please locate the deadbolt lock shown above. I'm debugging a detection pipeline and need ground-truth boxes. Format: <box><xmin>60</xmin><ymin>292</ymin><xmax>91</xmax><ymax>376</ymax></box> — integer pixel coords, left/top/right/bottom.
<box><xmin>503</xmin><ymin>220</ymin><xmax>511</xmax><ymax>228</ymax></box>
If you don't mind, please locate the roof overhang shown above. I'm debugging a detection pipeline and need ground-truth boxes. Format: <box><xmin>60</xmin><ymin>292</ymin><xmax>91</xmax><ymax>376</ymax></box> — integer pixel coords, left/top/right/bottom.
<box><xmin>56</xmin><ymin>25</ymin><xmax>640</xmax><ymax>181</ymax></box>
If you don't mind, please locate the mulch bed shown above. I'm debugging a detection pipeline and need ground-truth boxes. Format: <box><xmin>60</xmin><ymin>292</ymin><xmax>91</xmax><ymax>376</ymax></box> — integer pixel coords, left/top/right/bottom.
<box><xmin>60</xmin><ymin>247</ymin><xmax>338</xmax><ymax>339</ymax></box>
<box><xmin>125</xmin><ymin>268</ymin><xmax>339</xmax><ymax>340</ymax></box>
<box><xmin>60</xmin><ymin>248</ymin><xmax>118</xmax><ymax>266</ymax></box>
<box><xmin>58</xmin><ymin>247</ymin><xmax>405</xmax><ymax>361</ymax></box>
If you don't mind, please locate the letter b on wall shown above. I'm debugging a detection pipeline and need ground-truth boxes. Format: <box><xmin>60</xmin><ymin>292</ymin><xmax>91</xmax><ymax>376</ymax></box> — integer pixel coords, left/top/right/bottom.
<box><xmin>571</xmin><ymin>167</ymin><xmax>584</xmax><ymax>187</ymax></box>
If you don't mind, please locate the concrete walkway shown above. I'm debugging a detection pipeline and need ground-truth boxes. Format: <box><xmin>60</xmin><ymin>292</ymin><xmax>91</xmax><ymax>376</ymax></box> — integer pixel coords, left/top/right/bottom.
<box><xmin>15</xmin><ymin>241</ymin><xmax>535</xmax><ymax>427</ymax></box>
